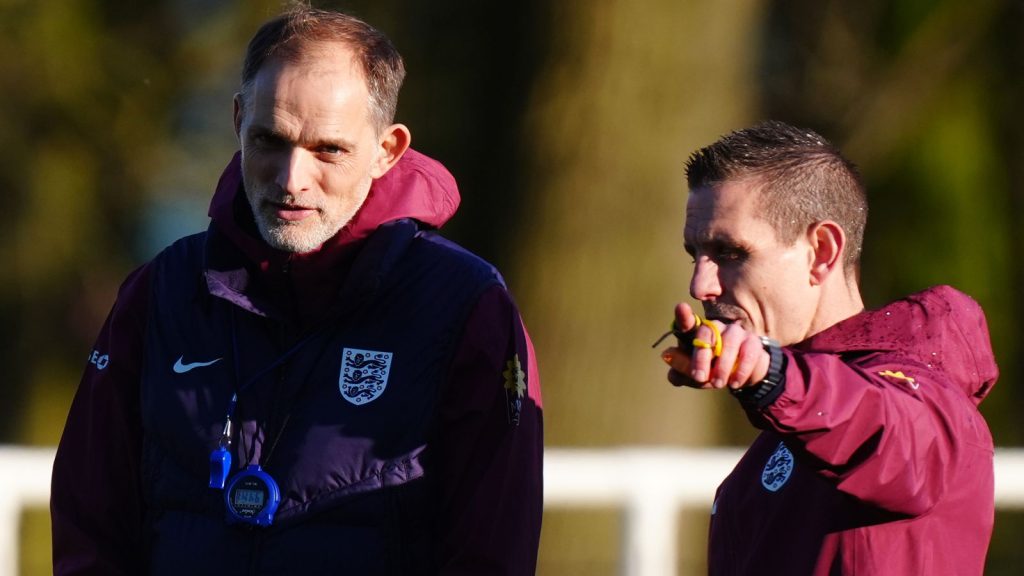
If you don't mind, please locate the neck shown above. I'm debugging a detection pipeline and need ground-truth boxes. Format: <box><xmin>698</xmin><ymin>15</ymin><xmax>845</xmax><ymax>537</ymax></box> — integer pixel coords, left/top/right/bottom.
<box><xmin>807</xmin><ymin>272</ymin><xmax>864</xmax><ymax>339</ymax></box>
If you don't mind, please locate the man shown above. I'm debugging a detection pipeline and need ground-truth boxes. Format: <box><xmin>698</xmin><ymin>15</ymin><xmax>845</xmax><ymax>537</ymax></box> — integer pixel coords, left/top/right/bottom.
<box><xmin>51</xmin><ymin>7</ymin><xmax>542</xmax><ymax>575</ymax></box>
<box><xmin>660</xmin><ymin>121</ymin><xmax>997</xmax><ymax>575</ymax></box>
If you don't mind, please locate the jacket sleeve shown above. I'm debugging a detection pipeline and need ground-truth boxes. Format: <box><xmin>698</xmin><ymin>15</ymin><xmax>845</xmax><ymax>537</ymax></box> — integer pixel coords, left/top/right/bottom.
<box><xmin>752</xmin><ymin>350</ymin><xmax>987</xmax><ymax>517</ymax></box>
<box><xmin>51</xmin><ymin>264</ymin><xmax>151</xmax><ymax>575</ymax></box>
<box><xmin>434</xmin><ymin>284</ymin><xmax>543</xmax><ymax>575</ymax></box>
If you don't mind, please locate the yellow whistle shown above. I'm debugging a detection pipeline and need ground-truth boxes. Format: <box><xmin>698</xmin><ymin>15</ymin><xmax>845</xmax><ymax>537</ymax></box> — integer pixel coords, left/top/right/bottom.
<box><xmin>652</xmin><ymin>314</ymin><xmax>723</xmax><ymax>357</ymax></box>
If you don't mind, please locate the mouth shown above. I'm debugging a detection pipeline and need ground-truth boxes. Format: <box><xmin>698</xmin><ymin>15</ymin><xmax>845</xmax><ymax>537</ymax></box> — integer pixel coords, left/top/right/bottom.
<box><xmin>702</xmin><ymin>306</ymin><xmax>746</xmax><ymax>327</ymax></box>
<box><xmin>267</xmin><ymin>201</ymin><xmax>317</xmax><ymax>222</ymax></box>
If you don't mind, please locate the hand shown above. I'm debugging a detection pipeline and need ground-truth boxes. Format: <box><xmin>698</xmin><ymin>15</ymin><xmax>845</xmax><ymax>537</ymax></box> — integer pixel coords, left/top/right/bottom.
<box><xmin>660</xmin><ymin>303</ymin><xmax>770</xmax><ymax>390</ymax></box>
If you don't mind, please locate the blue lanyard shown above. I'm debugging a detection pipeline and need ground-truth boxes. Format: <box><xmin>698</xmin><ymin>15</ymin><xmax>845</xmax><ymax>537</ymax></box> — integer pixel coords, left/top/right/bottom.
<box><xmin>209</xmin><ymin>311</ymin><xmax>325</xmax><ymax>490</ymax></box>
<box><xmin>225</xmin><ymin>321</ymin><xmax>321</xmax><ymax>420</ymax></box>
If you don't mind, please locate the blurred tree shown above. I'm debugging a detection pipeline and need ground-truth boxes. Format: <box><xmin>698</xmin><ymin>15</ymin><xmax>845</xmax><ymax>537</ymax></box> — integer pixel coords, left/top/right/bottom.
<box><xmin>757</xmin><ymin>1</ymin><xmax>1023</xmax><ymax>573</ymax></box>
<box><xmin>986</xmin><ymin>2</ymin><xmax>1024</xmax><ymax>573</ymax></box>
<box><xmin>757</xmin><ymin>0</ymin><xmax>1018</xmax><ymax>441</ymax></box>
<box><xmin>513</xmin><ymin>2</ymin><xmax>764</xmax><ymax>573</ymax></box>
<box><xmin>0</xmin><ymin>0</ymin><xmax>185</xmax><ymax>443</ymax></box>
<box><xmin>0</xmin><ymin>1</ymin><xmax>191</xmax><ymax>572</ymax></box>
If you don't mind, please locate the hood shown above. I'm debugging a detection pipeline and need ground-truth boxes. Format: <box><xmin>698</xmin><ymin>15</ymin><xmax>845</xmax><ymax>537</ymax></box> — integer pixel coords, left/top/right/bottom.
<box><xmin>205</xmin><ymin>148</ymin><xmax>460</xmax><ymax>325</ymax></box>
<box><xmin>207</xmin><ymin>147</ymin><xmax>460</xmax><ymax>267</ymax></box>
<box><xmin>795</xmin><ymin>285</ymin><xmax>998</xmax><ymax>405</ymax></box>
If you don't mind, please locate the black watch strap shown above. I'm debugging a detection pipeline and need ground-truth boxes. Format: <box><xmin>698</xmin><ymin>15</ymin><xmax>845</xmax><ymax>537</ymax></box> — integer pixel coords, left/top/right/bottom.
<box><xmin>731</xmin><ymin>337</ymin><xmax>787</xmax><ymax>409</ymax></box>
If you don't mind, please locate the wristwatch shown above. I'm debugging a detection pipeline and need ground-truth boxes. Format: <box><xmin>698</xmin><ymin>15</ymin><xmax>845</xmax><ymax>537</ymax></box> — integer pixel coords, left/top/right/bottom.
<box><xmin>731</xmin><ymin>336</ymin><xmax>787</xmax><ymax>409</ymax></box>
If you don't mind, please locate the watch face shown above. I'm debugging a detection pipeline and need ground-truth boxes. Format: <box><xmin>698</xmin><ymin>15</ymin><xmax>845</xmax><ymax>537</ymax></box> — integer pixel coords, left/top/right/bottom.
<box><xmin>232</xmin><ymin>486</ymin><xmax>266</xmax><ymax>513</ymax></box>
<box><xmin>225</xmin><ymin>467</ymin><xmax>280</xmax><ymax>526</ymax></box>
<box><xmin>229</xmin><ymin>477</ymin><xmax>268</xmax><ymax>517</ymax></box>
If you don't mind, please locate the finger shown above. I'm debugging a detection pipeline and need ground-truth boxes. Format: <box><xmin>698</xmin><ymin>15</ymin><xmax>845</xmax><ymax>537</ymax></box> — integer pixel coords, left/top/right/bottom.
<box><xmin>668</xmin><ymin>368</ymin><xmax>699</xmax><ymax>388</ymax></box>
<box><xmin>674</xmin><ymin>302</ymin><xmax>700</xmax><ymax>333</ymax></box>
<box><xmin>662</xmin><ymin>348</ymin><xmax>713</xmax><ymax>389</ymax></box>
<box><xmin>728</xmin><ymin>334</ymin><xmax>766</xmax><ymax>389</ymax></box>
<box><xmin>660</xmin><ymin>347</ymin><xmax>691</xmax><ymax>375</ymax></box>
<box><xmin>667</xmin><ymin>368</ymin><xmax>716</xmax><ymax>389</ymax></box>
<box><xmin>711</xmin><ymin>323</ymin><xmax>745</xmax><ymax>388</ymax></box>
<box><xmin>690</xmin><ymin>324</ymin><xmax>716</xmax><ymax>385</ymax></box>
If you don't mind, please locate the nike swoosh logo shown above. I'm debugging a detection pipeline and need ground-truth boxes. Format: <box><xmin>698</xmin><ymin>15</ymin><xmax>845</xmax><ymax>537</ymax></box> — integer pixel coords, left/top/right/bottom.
<box><xmin>173</xmin><ymin>356</ymin><xmax>222</xmax><ymax>374</ymax></box>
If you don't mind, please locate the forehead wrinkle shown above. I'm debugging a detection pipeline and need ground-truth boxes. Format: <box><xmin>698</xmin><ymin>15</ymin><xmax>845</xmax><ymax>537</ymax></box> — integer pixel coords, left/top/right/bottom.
<box><xmin>274</xmin><ymin>109</ymin><xmax>356</xmax><ymax>148</ymax></box>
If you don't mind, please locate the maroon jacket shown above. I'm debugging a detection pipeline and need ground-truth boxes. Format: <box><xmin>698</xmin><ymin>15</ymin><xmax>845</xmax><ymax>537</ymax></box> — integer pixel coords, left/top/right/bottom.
<box><xmin>709</xmin><ymin>286</ymin><xmax>997</xmax><ymax>575</ymax></box>
<box><xmin>51</xmin><ymin>149</ymin><xmax>543</xmax><ymax>575</ymax></box>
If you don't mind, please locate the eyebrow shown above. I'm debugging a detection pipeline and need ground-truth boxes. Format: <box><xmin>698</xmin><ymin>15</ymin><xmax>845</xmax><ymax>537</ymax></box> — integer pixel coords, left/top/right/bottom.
<box><xmin>684</xmin><ymin>232</ymin><xmax>748</xmax><ymax>255</ymax></box>
<box><xmin>247</xmin><ymin>123</ymin><xmax>358</xmax><ymax>152</ymax></box>
<box><xmin>308</xmin><ymin>136</ymin><xmax>358</xmax><ymax>151</ymax></box>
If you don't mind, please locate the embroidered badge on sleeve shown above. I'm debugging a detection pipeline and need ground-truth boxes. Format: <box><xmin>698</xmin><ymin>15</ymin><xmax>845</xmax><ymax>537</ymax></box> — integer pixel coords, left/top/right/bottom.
<box><xmin>879</xmin><ymin>369</ymin><xmax>919</xmax><ymax>390</ymax></box>
<box><xmin>503</xmin><ymin>353</ymin><xmax>526</xmax><ymax>425</ymax></box>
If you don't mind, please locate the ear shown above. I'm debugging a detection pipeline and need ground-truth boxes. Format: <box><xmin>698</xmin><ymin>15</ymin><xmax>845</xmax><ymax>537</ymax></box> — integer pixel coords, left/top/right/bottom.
<box><xmin>807</xmin><ymin>221</ymin><xmax>845</xmax><ymax>286</ymax></box>
<box><xmin>233</xmin><ymin>93</ymin><xmax>244</xmax><ymax>141</ymax></box>
<box><xmin>369</xmin><ymin>123</ymin><xmax>412</xmax><ymax>179</ymax></box>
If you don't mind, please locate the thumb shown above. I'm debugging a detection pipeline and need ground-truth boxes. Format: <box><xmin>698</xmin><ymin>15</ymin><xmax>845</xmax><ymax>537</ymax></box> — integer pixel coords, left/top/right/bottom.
<box><xmin>674</xmin><ymin>302</ymin><xmax>700</xmax><ymax>332</ymax></box>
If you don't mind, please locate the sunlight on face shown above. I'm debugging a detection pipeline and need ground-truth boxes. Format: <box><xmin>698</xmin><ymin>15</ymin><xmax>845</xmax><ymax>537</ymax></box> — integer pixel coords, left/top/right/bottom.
<box><xmin>684</xmin><ymin>180</ymin><xmax>817</xmax><ymax>345</ymax></box>
<box><xmin>236</xmin><ymin>43</ymin><xmax>382</xmax><ymax>253</ymax></box>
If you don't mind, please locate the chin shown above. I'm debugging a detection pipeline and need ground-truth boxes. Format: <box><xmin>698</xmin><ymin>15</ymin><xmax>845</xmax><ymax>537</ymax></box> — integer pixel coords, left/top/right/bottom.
<box><xmin>265</xmin><ymin>233</ymin><xmax>316</xmax><ymax>254</ymax></box>
<box><xmin>256</xmin><ymin>221</ymin><xmax>321</xmax><ymax>254</ymax></box>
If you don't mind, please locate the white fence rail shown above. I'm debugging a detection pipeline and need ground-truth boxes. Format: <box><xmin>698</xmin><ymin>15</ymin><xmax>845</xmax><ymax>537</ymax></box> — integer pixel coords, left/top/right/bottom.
<box><xmin>544</xmin><ymin>447</ymin><xmax>1024</xmax><ymax>575</ymax></box>
<box><xmin>4</xmin><ymin>446</ymin><xmax>1024</xmax><ymax>576</ymax></box>
<box><xmin>0</xmin><ymin>447</ymin><xmax>54</xmax><ymax>576</ymax></box>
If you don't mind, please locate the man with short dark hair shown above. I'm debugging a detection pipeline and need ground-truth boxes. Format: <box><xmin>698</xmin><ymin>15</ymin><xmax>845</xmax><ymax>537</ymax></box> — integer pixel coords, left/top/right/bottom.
<box><xmin>660</xmin><ymin>121</ymin><xmax>997</xmax><ymax>575</ymax></box>
<box><xmin>51</xmin><ymin>7</ymin><xmax>542</xmax><ymax>575</ymax></box>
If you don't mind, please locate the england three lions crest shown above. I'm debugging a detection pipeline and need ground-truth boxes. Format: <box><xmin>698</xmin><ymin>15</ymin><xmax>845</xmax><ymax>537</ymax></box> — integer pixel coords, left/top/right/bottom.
<box><xmin>340</xmin><ymin>348</ymin><xmax>393</xmax><ymax>405</ymax></box>
<box><xmin>761</xmin><ymin>441</ymin><xmax>794</xmax><ymax>492</ymax></box>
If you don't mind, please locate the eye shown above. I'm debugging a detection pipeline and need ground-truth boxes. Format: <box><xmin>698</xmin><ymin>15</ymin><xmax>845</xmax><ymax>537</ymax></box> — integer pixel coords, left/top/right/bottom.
<box><xmin>714</xmin><ymin>247</ymin><xmax>747</xmax><ymax>263</ymax></box>
<box><xmin>686</xmin><ymin>241</ymin><xmax>747</xmax><ymax>266</ymax></box>
<box><xmin>313</xmin><ymin>141</ymin><xmax>352</xmax><ymax>160</ymax></box>
<box><xmin>249</xmin><ymin>131</ymin><xmax>285</xmax><ymax>148</ymax></box>
<box><xmin>699</xmin><ymin>240</ymin><xmax>748</xmax><ymax>264</ymax></box>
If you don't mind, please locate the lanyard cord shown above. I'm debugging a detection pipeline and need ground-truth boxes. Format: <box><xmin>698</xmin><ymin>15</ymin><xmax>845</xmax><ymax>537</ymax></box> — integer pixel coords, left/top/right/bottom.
<box><xmin>224</xmin><ymin>307</ymin><xmax>344</xmax><ymax>468</ymax></box>
<box><xmin>224</xmin><ymin>308</ymin><xmax>326</xmax><ymax>467</ymax></box>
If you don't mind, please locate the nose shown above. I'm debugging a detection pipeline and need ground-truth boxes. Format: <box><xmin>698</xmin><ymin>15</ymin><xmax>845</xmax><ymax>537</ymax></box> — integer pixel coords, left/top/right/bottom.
<box><xmin>276</xmin><ymin>148</ymin><xmax>314</xmax><ymax>195</ymax></box>
<box><xmin>689</xmin><ymin>256</ymin><xmax>722</xmax><ymax>302</ymax></box>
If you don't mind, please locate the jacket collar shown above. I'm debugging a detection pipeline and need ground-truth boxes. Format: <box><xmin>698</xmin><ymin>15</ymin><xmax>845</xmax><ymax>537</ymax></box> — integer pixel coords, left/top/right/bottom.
<box><xmin>794</xmin><ymin>285</ymin><xmax>998</xmax><ymax>404</ymax></box>
<box><xmin>202</xmin><ymin>148</ymin><xmax>460</xmax><ymax>325</ymax></box>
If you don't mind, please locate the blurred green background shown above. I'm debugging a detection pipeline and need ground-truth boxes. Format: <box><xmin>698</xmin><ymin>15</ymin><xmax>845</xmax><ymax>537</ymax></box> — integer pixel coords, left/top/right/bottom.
<box><xmin>3</xmin><ymin>0</ymin><xmax>1022</xmax><ymax>574</ymax></box>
